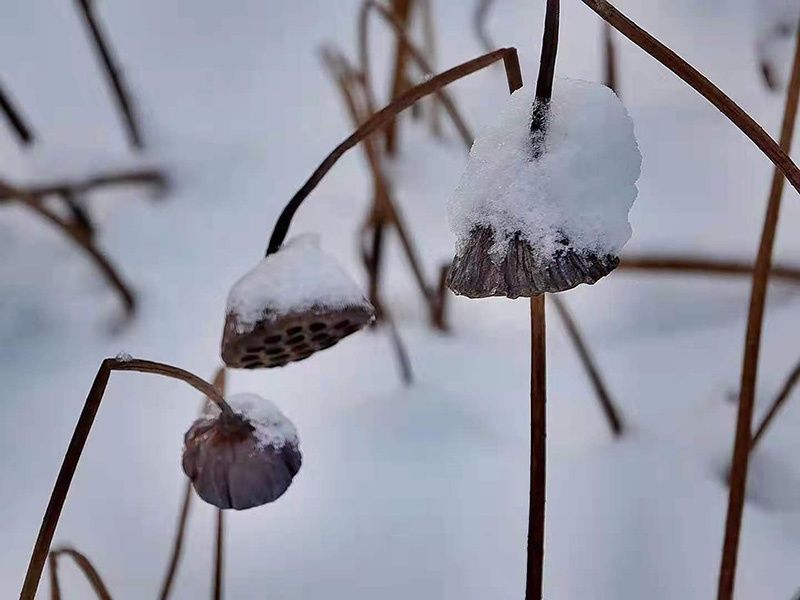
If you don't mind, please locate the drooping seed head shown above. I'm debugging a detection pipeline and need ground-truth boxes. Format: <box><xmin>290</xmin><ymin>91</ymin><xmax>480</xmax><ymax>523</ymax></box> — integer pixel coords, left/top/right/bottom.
<box><xmin>221</xmin><ymin>235</ymin><xmax>374</xmax><ymax>369</ymax></box>
<box><xmin>182</xmin><ymin>393</ymin><xmax>302</xmax><ymax>510</ymax></box>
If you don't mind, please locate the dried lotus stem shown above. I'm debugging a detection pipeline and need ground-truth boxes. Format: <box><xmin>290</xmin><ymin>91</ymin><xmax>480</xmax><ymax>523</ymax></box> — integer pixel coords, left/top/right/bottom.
<box><xmin>384</xmin><ymin>0</ymin><xmax>414</xmax><ymax>154</ymax></box>
<box><xmin>718</xmin><ymin>17</ymin><xmax>800</xmax><ymax>600</ymax></box>
<box><xmin>619</xmin><ymin>255</ymin><xmax>800</xmax><ymax>284</ymax></box>
<box><xmin>751</xmin><ymin>356</ymin><xmax>800</xmax><ymax>451</ymax></box>
<box><xmin>473</xmin><ymin>0</ymin><xmax>496</xmax><ymax>52</ymax></box>
<box><xmin>20</xmin><ymin>358</ymin><xmax>233</xmax><ymax>600</ymax></box>
<box><xmin>213</xmin><ymin>508</ymin><xmax>224</xmax><ymax>600</ymax></box>
<box><xmin>265</xmin><ymin>47</ymin><xmax>522</xmax><ymax>255</ymax></box>
<box><xmin>48</xmin><ymin>547</ymin><xmax>113</xmax><ymax>600</ymax></box>
<box><xmin>579</xmin><ymin>0</ymin><xmax>800</xmax><ymax>196</ymax></box>
<box><xmin>0</xmin><ymin>81</ymin><xmax>34</xmax><ymax>145</ymax></box>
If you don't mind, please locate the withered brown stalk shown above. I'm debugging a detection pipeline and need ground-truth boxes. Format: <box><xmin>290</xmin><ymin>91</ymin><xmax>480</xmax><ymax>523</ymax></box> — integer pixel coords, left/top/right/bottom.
<box><xmin>158</xmin><ymin>367</ymin><xmax>226</xmax><ymax>600</ymax></box>
<box><xmin>383</xmin><ymin>0</ymin><xmax>415</xmax><ymax>154</ymax></box>
<box><xmin>48</xmin><ymin>547</ymin><xmax>113</xmax><ymax>600</ymax></box>
<box><xmin>580</xmin><ymin>0</ymin><xmax>800</xmax><ymax>195</ymax></box>
<box><xmin>473</xmin><ymin>0</ymin><xmax>496</xmax><ymax>53</ymax></box>
<box><xmin>75</xmin><ymin>0</ymin><xmax>143</xmax><ymax>149</ymax></box>
<box><xmin>357</xmin><ymin>0</ymin><xmax>472</xmax><ymax>148</ymax></box>
<box><xmin>718</xmin><ymin>20</ymin><xmax>800</xmax><ymax>599</ymax></box>
<box><xmin>213</xmin><ymin>507</ymin><xmax>224</xmax><ymax>600</ymax></box>
<box><xmin>603</xmin><ymin>22</ymin><xmax>618</xmax><ymax>94</ymax></box>
<box><xmin>322</xmin><ymin>46</ymin><xmax>416</xmax><ymax>383</ymax></box>
<box><xmin>20</xmin><ymin>358</ymin><xmax>233</xmax><ymax>600</ymax></box>
<box><xmin>619</xmin><ymin>255</ymin><xmax>800</xmax><ymax>284</ymax></box>
<box><xmin>265</xmin><ymin>46</ymin><xmax>522</xmax><ymax>255</ymax></box>
<box><xmin>10</xmin><ymin>190</ymin><xmax>137</xmax><ymax>320</ymax></box>
<box><xmin>0</xmin><ymin>169</ymin><xmax>167</xmax><ymax>202</ymax></box>
<box><xmin>418</xmin><ymin>0</ymin><xmax>442</xmax><ymax>137</ymax></box>
<box><xmin>0</xmin><ymin>81</ymin><xmax>34</xmax><ymax>145</ymax></box>
<box><xmin>751</xmin><ymin>356</ymin><xmax>800</xmax><ymax>450</ymax></box>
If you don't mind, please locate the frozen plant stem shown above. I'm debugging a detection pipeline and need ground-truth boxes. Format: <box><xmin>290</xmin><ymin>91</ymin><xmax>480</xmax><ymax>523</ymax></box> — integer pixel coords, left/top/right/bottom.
<box><xmin>619</xmin><ymin>254</ymin><xmax>800</xmax><ymax>284</ymax></box>
<box><xmin>751</xmin><ymin>356</ymin><xmax>800</xmax><ymax>450</ymax></box>
<box><xmin>158</xmin><ymin>480</ymin><xmax>193</xmax><ymax>600</ymax></box>
<box><xmin>579</xmin><ymin>0</ymin><xmax>800</xmax><ymax>196</ymax></box>
<box><xmin>719</xmin><ymin>20</ymin><xmax>800</xmax><ymax>599</ymax></box>
<box><xmin>384</xmin><ymin>0</ymin><xmax>414</xmax><ymax>154</ymax></box>
<box><xmin>20</xmin><ymin>358</ymin><xmax>233</xmax><ymax>600</ymax></box>
<box><xmin>47</xmin><ymin>548</ymin><xmax>113</xmax><ymax>600</ymax></box>
<box><xmin>265</xmin><ymin>47</ymin><xmax>522</xmax><ymax>255</ymax></box>
<box><xmin>0</xmin><ymin>81</ymin><xmax>34</xmax><ymax>145</ymax></box>
<box><xmin>75</xmin><ymin>0</ymin><xmax>143</xmax><ymax>149</ymax></box>
<box><xmin>214</xmin><ymin>508</ymin><xmax>225</xmax><ymax>600</ymax></box>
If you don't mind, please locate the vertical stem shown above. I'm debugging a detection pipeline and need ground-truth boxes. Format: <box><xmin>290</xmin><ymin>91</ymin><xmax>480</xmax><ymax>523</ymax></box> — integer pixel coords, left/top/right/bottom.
<box><xmin>0</xmin><ymin>81</ymin><xmax>34</xmax><ymax>145</ymax></box>
<box><xmin>603</xmin><ymin>22</ymin><xmax>618</xmax><ymax>94</ymax></box>
<box><xmin>20</xmin><ymin>360</ymin><xmax>113</xmax><ymax>600</ymax></box>
<box><xmin>750</xmin><ymin>356</ymin><xmax>800</xmax><ymax>450</ymax></box>
<box><xmin>213</xmin><ymin>509</ymin><xmax>224</xmax><ymax>600</ymax></box>
<box><xmin>527</xmin><ymin>295</ymin><xmax>547</xmax><ymax>600</ymax></box>
<box><xmin>74</xmin><ymin>0</ymin><xmax>143</xmax><ymax>150</ymax></box>
<box><xmin>717</xmin><ymin>18</ymin><xmax>800</xmax><ymax>600</ymax></box>
<box><xmin>158</xmin><ymin>480</ymin><xmax>193</xmax><ymax>600</ymax></box>
<box><xmin>535</xmin><ymin>0</ymin><xmax>560</xmax><ymax>103</ymax></box>
<box><xmin>385</xmin><ymin>0</ymin><xmax>414</xmax><ymax>154</ymax></box>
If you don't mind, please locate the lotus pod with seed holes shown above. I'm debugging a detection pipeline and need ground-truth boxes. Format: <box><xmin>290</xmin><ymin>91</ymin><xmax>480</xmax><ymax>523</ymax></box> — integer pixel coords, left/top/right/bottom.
<box><xmin>221</xmin><ymin>234</ymin><xmax>375</xmax><ymax>369</ymax></box>
<box><xmin>182</xmin><ymin>393</ymin><xmax>301</xmax><ymax>510</ymax></box>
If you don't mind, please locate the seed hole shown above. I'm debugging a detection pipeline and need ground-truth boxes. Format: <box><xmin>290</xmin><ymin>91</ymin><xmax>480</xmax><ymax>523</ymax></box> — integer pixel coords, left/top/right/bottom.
<box><xmin>241</xmin><ymin>354</ymin><xmax>260</xmax><ymax>362</ymax></box>
<box><xmin>265</xmin><ymin>346</ymin><xmax>285</xmax><ymax>355</ymax></box>
<box><xmin>245</xmin><ymin>346</ymin><xmax>262</xmax><ymax>353</ymax></box>
<box><xmin>310</xmin><ymin>322</ymin><xmax>326</xmax><ymax>332</ymax></box>
<box><xmin>311</xmin><ymin>333</ymin><xmax>330</xmax><ymax>342</ymax></box>
<box><xmin>293</xmin><ymin>343</ymin><xmax>311</xmax><ymax>352</ymax></box>
<box><xmin>264</xmin><ymin>335</ymin><xmax>282</xmax><ymax>344</ymax></box>
<box><xmin>286</xmin><ymin>326</ymin><xmax>303</xmax><ymax>335</ymax></box>
<box><xmin>287</xmin><ymin>335</ymin><xmax>305</xmax><ymax>345</ymax></box>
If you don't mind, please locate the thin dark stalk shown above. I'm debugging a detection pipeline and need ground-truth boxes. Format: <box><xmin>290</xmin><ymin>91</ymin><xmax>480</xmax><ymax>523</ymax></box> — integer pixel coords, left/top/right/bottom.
<box><xmin>751</xmin><ymin>357</ymin><xmax>800</xmax><ymax>450</ymax></box>
<box><xmin>718</xmin><ymin>19</ymin><xmax>800</xmax><ymax>600</ymax></box>
<box><xmin>579</xmin><ymin>0</ymin><xmax>800</xmax><ymax>196</ymax></box>
<box><xmin>0</xmin><ymin>169</ymin><xmax>167</xmax><ymax>202</ymax></box>
<box><xmin>535</xmin><ymin>0</ymin><xmax>560</xmax><ymax>103</ymax></box>
<box><xmin>384</xmin><ymin>0</ymin><xmax>414</xmax><ymax>154</ymax></box>
<box><xmin>603</xmin><ymin>22</ymin><xmax>618</xmax><ymax>94</ymax></box>
<box><xmin>0</xmin><ymin>81</ymin><xmax>34</xmax><ymax>144</ymax></box>
<box><xmin>419</xmin><ymin>0</ymin><xmax>442</xmax><ymax>137</ymax></box>
<box><xmin>265</xmin><ymin>47</ymin><xmax>520</xmax><ymax>255</ymax></box>
<box><xmin>619</xmin><ymin>255</ymin><xmax>800</xmax><ymax>284</ymax></box>
<box><xmin>16</xmin><ymin>194</ymin><xmax>136</xmax><ymax>319</ymax></box>
<box><xmin>49</xmin><ymin>548</ymin><xmax>113</xmax><ymax>600</ymax></box>
<box><xmin>357</xmin><ymin>0</ymin><xmax>473</xmax><ymax>148</ymax></box>
<box><xmin>74</xmin><ymin>0</ymin><xmax>143</xmax><ymax>149</ymax></box>
<box><xmin>213</xmin><ymin>509</ymin><xmax>224</xmax><ymax>600</ymax></box>
<box><xmin>19</xmin><ymin>358</ymin><xmax>232</xmax><ymax>600</ymax></box>
<box><xmin>48</xmin><ymin>553</ymin><xmax>61</xmax><ymax>600</ymax></box>
<box><xmin>549</xmin><ymin>296</ymin><xmax>623</xmax><ymax>436</ymax></box>
<box><xmin>473</xmin><ymin>0</ymin><xmax>496</xmax><ymax>52</ymax></box>
<box><xmin>158</xmin><ymin>480</ymin><xmax>193</xmax><ymax>600</ymax></box>
<box><xmin>59</xmin><ymin>189</ymin><xmax>95</xmax><ymax>239</ymax></box>
<box><xmin>527</xmin><ymin>295</ymin><xmax>547</xmax><ymax>600</ymax></box>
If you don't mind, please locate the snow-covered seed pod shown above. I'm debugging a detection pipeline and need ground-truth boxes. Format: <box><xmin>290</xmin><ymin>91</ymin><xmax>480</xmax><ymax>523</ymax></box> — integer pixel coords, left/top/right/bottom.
<box><xmin>447</xmin><ymin>79</ymin><xmax>642</xmax><ymax>299</ymax></box>
<box><xmin>221</xmin><ymin>235</ymin><xmax>375</xmax><ymax>369</ymax></box>
<box><xmin>182</xmin><ymin>393</ymin><xmax>302</xmax><ymax>510</ymax></box>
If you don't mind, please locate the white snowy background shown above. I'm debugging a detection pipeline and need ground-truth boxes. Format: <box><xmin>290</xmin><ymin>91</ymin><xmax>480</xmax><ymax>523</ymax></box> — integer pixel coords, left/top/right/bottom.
<box><xmin>2</xmin><ymin>0</ymin><xmax>800</xmax><ymax>598</ymax></box>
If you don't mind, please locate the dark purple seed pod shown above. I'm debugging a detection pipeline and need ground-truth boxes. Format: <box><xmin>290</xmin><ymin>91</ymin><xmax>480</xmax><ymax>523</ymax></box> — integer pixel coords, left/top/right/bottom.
<box><xmin>220</xmin><ymin>235</ymin><xmax>374</xmax><ymax>369</ymax></box>
<box><xmin>182</xmin><ymin>393</ymin><xmax>301</xmax><ymax>510</ymax></box>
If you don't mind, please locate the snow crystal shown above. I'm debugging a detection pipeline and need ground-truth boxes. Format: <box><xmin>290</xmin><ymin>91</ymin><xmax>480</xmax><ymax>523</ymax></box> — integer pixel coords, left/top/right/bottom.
<box><xmin>448</xmin><ymin>78</ymin><xmax>641</xmax><ymax>262</ymax></box>
<box><xmin>115</xmin><ymin>352</ymin><xmax>133</xmax><ymax>362</ymax></box>
<box><xmin>225</xmin><ymin>234</ymin><xmax>369</xmax><ymax>333</ymax></box>
<box><xmin>206</xmin><ymin>392</ymin><xmax>299</xmax><ymax>450</ymax></box>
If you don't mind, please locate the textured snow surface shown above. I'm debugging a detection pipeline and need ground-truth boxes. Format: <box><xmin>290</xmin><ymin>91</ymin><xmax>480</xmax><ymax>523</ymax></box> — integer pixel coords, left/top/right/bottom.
<box><xmin>226</xmin><ymin>234</ymin><xmax>369</xmax><ymax>332</ymax></box>
<box><xmin>203</xmin><ymin>392</ymin><xmax>299</xmax><ymax>450</ymax></box>
<box><xmin>448</xmin><ymin>78</ymin><xmax>641</xmax><ymax>262</ymax></box>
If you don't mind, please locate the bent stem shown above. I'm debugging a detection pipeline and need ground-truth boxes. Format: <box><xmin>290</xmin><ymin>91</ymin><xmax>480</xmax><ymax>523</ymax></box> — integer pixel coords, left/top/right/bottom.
<box><xmin>265</xmin><ymin>46</ymin><xmax>521</xmax><ymax>255</ymax></box>
<box><xmin>579</xmin><ymin>0</ymin><xmax>800</xmax><ymax>196</ymax></box>
<box><xmin>718</xmin><ymin>18</ymin><xmax>800</xmax><ymax>600</ymax></box>
<box><xmin>550</xmin><ymin>296</ymin><xmax>623</xmax><ymax>436</ymax></box>
<box><xmin>751</xmin><ymin>356</ymin><xmax>800</xmax><ymax>450</ymax></box>
<box><xmin>48</xmin><ymin>548</ymin><xmax>113</xmax><ymax>600</ymax></box>
<box><xmin>20</xmin><ymin>358</ymin><xmax>233</xmax><ymax>600</ymax></box>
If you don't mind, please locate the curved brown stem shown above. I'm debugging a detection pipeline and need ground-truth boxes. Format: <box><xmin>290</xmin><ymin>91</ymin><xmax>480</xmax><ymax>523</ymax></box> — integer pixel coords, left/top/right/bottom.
<box><xmin>579</xmin><ymin>0</ymin><xmax>800</xmax><ymax>197</ymax></box>
<box><xmin>357</xmin><ymin>0</ymin><xmax>473</xmax><ymax>148</ymax></box>
<box><xmin>718</xmin><ymin>18</ymin><xmax>800</xmax><ymax>600</ymax></box>
<box><xmin>619</xmin><ymin>255</ymin><xmax>800</xmax><ymax>284</ymax></box>
<box><xmin>47</xmin><ymin>553</ymin><xmax>61</xmax><ymax>600</ymax></box>
<box><xmin>14</xmin><ymin>193</ymin><xmax>136</xmax><ymax>320</ymax></box>
<box><xmin>549</xmin><ymin>295</ymin><xmax>623</xmax><ymax>436</ymax></box>
<box><xmin>0</xmin><ymin>169</ymin><xmax>167</xmax><ymax>202</ymax></box>
<box><xmin>19</xmin><ymin>358</ymin><xmax>232</xmax><ymax>600</ymax></box>
<box><xmin>751</xmin><ymin>357</ymin><xmax>800</xmax><ymax>450</ymax></box>
<box><xmin>265</xmin><ymin>47</ymin><xmax>520</xmax><ymax>255</ymax></box>
<box><xmin>49</xmin><ymin>548</ymin><xmax>113</xmax><ymax>600</ymax></box>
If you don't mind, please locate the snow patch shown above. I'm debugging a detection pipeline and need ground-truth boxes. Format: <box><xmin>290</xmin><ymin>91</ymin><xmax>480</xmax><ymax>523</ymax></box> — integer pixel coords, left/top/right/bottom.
<box><xmin>225</xmin><ymin>234</ymin><xmax>369</xmax><ymax>332</ymax></box>
<box><xmin>206</xmin><ymin>392</ymin><xmax>299</xmax><ymax>450</ymax></box>
<box><xmin>448</xmin><ymin>78</ymin><xmax>641</xmax><ymax>262</ymax></box>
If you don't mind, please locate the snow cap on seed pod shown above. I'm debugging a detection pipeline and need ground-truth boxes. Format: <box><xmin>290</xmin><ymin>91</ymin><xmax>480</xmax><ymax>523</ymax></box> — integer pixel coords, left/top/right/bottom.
<box><xmin>182</xmin><ymin>393</ymin><xmax>302</xmax><ymax>510</ymax></box>
<box><xmin>221</xmin><ymin>234</ymin><xmax>375</xmax><ymax>369</ymax></box>
<box><xmin>447</xmin><ymin>78</ymin><xmax>642</xmax><ymax>299</ymax></box>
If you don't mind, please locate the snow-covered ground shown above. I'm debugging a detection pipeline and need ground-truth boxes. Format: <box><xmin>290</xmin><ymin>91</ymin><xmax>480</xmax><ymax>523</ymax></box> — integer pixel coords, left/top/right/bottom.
<box><xmin>2</xmin><ymin>0</ymin><xmax>800</xmax><ymax>598</ymax></box>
